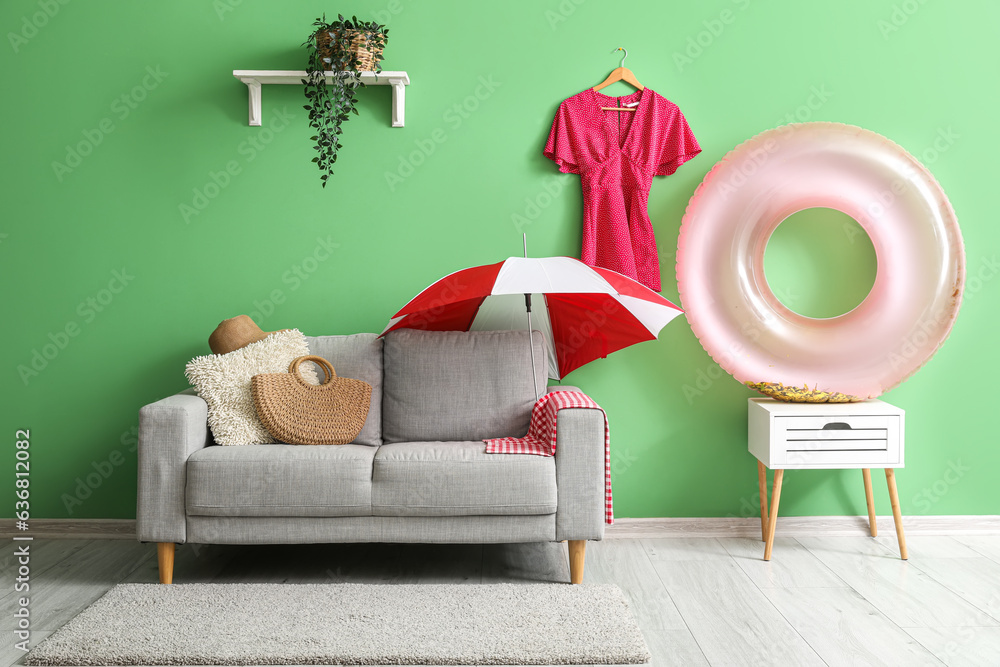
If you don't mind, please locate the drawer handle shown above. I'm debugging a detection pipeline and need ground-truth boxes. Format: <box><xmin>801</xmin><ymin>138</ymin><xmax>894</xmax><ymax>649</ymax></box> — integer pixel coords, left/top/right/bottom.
<box><xmin>822</xmin><ymin>422</ymin><xmax>853</xmax><ymax>430</ymax></box>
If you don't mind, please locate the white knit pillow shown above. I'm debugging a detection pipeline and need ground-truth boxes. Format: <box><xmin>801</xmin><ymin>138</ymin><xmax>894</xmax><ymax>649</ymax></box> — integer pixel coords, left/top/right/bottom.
<box><xmin>185</xmin><ymin>329</ymin><xmax>318</xmax><ymax>445</ymax></box>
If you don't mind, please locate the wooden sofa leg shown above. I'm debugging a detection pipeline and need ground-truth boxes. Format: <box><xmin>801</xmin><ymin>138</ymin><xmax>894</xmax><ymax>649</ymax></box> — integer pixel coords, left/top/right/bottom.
<box><xmin>157</xmin><ymin>543</ymin><xmax>175</xmax><ymax>584</ymax></box>
<box><xmin>568</xmin><ymin>540</ymin><xmax>586</xmax><ymax>584</ymax></box>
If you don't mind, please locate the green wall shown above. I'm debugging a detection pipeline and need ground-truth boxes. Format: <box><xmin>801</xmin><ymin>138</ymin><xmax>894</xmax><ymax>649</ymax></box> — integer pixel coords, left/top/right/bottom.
<box><xmin>3</xmin><ymin>0</ymin><xmax>997</xmax><ymax>520</ymax></box>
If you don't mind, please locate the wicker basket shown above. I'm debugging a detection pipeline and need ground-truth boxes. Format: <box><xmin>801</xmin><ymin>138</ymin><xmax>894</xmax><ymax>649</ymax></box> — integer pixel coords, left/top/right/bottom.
<box><xmin>251</xmin><ymin>355</ymin><xmax>372</xmax><ymax>445</ymax></box>
<box><xmin>315</xmin><ymin>28</ymin><xmax>384</xmax><ymax>72</ymax></box>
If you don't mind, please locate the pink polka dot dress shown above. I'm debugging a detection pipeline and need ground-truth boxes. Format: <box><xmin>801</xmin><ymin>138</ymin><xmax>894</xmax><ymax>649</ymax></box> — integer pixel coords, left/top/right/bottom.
<box><xmin>544</xmin><ymin>88</ymin><xmax>701</xmax><ymax>292</ymax></box>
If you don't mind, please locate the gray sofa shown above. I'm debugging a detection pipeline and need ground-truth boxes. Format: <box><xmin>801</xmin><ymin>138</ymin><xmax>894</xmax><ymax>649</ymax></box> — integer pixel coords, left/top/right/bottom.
<box><xmin>137</xmin><ymin>329</ymin><xmax>608</xmax><ymax>584</ymax></box>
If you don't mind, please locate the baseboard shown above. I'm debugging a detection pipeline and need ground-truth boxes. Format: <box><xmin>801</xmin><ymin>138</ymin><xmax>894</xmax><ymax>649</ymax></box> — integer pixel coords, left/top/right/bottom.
<box><xmin>605</xmin><ymin>515</ymin><xmax>1000</xmax><ymax>538</ymax></box>
<box><xmin>5</xmin><ymin>516</ymin><xmax>1000</xmax><ymax>540</ymax></box>
<box><xmin>2</xmin><ymin>519</ymin><xmax>137</xmax><ymax>540</ymax></box>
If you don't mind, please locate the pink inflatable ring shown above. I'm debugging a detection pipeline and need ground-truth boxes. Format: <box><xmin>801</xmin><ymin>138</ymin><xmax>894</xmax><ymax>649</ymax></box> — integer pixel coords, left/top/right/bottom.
<box><xmin>677</xmin><ymin>122</ymin><xmax>965</xmax><ymax>401</ymax></box>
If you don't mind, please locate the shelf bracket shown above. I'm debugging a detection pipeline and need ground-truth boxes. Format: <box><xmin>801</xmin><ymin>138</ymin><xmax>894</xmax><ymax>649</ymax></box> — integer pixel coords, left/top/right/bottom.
<box><xmin>238</xmin><ymin>76</ymin><xmax>263</xmax><ymax>126</ymax></box>
<box><xmin>389</xmin><ymin>77</ymin><xmax>406</xmax><ymax>128</ymax></box>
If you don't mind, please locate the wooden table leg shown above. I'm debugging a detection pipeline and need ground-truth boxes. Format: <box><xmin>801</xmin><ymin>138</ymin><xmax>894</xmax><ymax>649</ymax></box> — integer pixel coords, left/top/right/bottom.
<box><xmin>862</xmin><ymin>468</ymin><xmax>877</xmax><ymax>537</ymax></box>
<box><xmin>568</xmin><ymin>540</ymin><xmax>586</xmax><ymax>584</ymax></box>
<box><xmin>757</xmin><ymin>461</ymin><xmax>769</xmax><ymax>541</ymax></box>
<box><xmin>763</xmin><ymin>469</ymin><xmax>784</xmax><ymax>561</ymax></box>
<box><xmin>157</xmin><ymin>542</ymin><xmax>175</xmax><ymax>584</ymax></box>
<box><xmin>885</xmin><ymin>469</ymin><xmax>908</xmax><ymax>560</ymax></box>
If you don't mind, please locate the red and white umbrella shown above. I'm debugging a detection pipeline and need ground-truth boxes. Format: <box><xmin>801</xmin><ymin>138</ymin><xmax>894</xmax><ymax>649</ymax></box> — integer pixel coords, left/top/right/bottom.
<box><xmin>382</xmin><ymin>256</ymin><xmax>684</xmax><ymax>380</ymax></box>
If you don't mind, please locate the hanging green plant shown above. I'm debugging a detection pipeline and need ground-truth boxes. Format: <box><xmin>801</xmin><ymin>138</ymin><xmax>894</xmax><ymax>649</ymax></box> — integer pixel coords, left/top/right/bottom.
<box><xmin>302</xmin><ymin>14</ymin><xmax>388</xmax><ymax>187</ymax></box>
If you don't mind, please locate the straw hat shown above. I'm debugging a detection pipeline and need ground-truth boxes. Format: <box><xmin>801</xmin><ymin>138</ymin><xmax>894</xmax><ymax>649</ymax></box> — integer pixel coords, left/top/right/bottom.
<box><xmin>208</xmin><ymin>315</ymin><xmax>276</xmax><ymax>355</ymax></box>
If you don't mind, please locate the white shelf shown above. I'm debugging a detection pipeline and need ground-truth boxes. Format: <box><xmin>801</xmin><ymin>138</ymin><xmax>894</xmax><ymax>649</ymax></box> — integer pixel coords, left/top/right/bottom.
<box><xmin>232</xmin><ymin>70</ymin><xmax>410</xmax><ymax>127</ymax></box>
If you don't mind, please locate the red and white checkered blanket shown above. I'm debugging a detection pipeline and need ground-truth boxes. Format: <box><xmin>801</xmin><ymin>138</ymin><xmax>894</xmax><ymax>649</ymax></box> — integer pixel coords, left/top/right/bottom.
<box><xmin>484</xmin><ymin>390</ymin><xmax>613</xmax><ymax>525</ymax></box>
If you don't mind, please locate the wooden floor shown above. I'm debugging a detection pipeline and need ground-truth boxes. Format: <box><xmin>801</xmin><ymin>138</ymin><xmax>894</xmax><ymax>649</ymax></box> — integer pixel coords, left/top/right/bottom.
<box><xmin>3</xmin><ymin>535</ymin><xmax>1000</xmax><ymax>666</ymax></box>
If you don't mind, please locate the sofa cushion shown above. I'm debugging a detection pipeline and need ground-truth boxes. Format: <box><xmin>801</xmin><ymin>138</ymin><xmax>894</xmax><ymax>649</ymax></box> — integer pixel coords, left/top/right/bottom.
<box><xmin>306</xmin><ymin>334</ymin><xmax>383</xmax><ymax>446</ymax></box>
<box><xmin>184</xmin><ymin>330</ymin><xmax>318</xmax><ymax>446</ymax></box>
<box><xmin>186</xmin><ymin>444</ymin><xmax>376</xmax><ymax>517</ymax></box>
<box><xmin>381</xmin><ymin>329</ymin><xmax>546</xmax><ymax>443</ymax></box>
<box><xmin>371</xmin><ymin>441</ymin><xmax>557</xmax><ymax>517</ymax></box>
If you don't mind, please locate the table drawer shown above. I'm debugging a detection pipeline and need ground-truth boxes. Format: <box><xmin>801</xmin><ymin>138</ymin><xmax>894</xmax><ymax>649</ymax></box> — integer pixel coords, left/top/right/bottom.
<box><xmin>776</xmin><ymin>415</ymin><xmax>890</xmax><ymax>450</ymax></box>
<box><xmin>776</xmin><ymin>415</ymin><xmax>893</xmax><ymax>432</ymax></box>
<box><xmin>770</xmin><ymin>414</ymin><xmax>901</xmax><ymax>468</ymax></box>
<box><xmin>777</xmin><ymin>447</ymin><xmax>895</xmax><ymax>467</ymax></box>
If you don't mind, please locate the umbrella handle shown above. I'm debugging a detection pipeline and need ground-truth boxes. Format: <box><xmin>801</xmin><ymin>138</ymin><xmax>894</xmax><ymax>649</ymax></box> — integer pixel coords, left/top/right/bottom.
<box><xmin>524</xmin><ymin>233</ymin><xmax>538</xmax><ymax>400</ymax></box>
<box><xmin>526</xmin><ymin>304</ymin><xmax>540</xmax><ymax>402</ymax></box>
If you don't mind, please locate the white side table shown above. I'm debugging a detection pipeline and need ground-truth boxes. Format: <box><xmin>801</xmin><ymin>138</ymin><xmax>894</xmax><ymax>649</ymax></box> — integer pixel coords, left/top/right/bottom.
<box><xmin>748</xmin><ymin>397</ymin><xmax>907</xmax><ymax>561</ymax></box>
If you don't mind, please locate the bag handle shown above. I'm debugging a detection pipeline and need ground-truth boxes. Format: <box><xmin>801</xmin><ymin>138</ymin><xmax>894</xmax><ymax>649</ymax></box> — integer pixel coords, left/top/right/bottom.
<box><xmin>288</xmin><ymin>355</ymin><xmax>336</xmax><ymax>386</ymax></box>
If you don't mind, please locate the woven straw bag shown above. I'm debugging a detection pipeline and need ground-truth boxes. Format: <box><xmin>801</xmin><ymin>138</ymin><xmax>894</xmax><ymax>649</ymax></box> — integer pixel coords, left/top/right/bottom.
<box><xmin>251</xmin><ymin>355</ymin><xmax>372</xmax><ymax>445</ymax></box>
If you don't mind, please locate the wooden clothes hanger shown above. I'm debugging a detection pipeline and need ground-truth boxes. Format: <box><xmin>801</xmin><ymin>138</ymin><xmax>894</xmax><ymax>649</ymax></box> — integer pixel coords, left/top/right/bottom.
<box><xmin>593</xmin><ymin>47</ymin><xmax>644</xmax><ymax>112</ymax></box>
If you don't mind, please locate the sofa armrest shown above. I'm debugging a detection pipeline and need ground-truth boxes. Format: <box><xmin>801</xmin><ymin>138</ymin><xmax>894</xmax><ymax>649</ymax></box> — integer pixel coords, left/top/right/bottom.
<box><xmin>136</xmin><ymin>388</ymin><xmax>210</xmax><ymax>544</ymax></box>
<box><xmin>549</xmin><ymin>387</ymin><xmax>606</xmax><ymax>542</ymax></box>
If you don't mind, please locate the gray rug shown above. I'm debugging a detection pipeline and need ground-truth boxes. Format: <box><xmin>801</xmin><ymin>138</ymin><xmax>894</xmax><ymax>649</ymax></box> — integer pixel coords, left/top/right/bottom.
<box><xmin>25</xmin><ymin>583</ymin><xmax>650</xmax><ymax>665</ymax></box>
